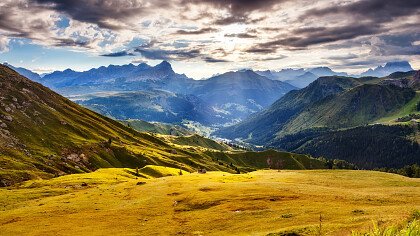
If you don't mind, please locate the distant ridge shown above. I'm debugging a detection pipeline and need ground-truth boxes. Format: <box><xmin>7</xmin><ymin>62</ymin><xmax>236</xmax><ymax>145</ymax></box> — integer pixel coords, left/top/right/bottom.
<box><xmin>361</xmin><ymin>61</ymin><xmax>413</xmax><ymax>77</ymax></box>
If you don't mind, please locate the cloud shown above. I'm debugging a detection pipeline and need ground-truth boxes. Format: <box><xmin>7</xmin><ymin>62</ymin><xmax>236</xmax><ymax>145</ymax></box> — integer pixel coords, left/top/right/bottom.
<box><xmin>136</xmin><ymin>48</ymin><xmax>202</xmax><ymax>61</ymax></box>
<box><xmin>369</xmin><ymin>34</ymin><xmax>420</xmax><ymax>56</ymax></box>
<box><xmin>325</xmin><ymin>54</ymin><xmax>359</xmax><ymax>61</ymax></box>
<box><xmin>0</xmin><ymin>1</ymin><xmax>133</xmax><ymax>53</ymax></box>
<box><xmin>31</xmin><ymin>0</ymin><xmax>160</xmax><ymax>30</ymax></box>
<box><xmin>0</xmin><ymin>1</ymin><xmax>59</xmax><ymax>39</ymax></box>
<box><xmin>225</xmin><ymin>33</ymin><xmax>257</xmax><ymax>39</ymax></box>
<box><xmin>255</xmin><ymin>24</ymin><xmax>381</xmax><ymax>50</ymax></box>
<box><xmin>302</xmin><ymin>0</ymin><xmax>420</xmax><ymax>26</ymax></box>
<box><xmin>181</xmin><ymin>0</ymin><xmax>284</xmax><ymax>15</ymax></box>
<box><xmin>0</xmin><ymin>34</ymin><xmax>10</xmax><ymax>52</ymax></box>
<box><xmin>203</xmin><ymin>56</ymin><xmax>229</xmax><ymax>63</ymax></box>
<box><xmin>101</xmin><ymin>51</ymin><xmax>135</xmax><ymax>57</ymax></box>
<box><xmin>212</xmin><ymin>15</ymin><xmax>265</xmax><ymax>25</ymax></box>
<box><xmin>175</xmin><ymin>27</ymin><xmax>218</xmax><ymax>35</ymax></box>
<box><xmin>245</xmin><ymin>48</ymin><xmax>276</xmax><ymax>54</ymax></box>
<box><xmin>1</xmin><ymin>0</ymin><xmax>419</xmax><ymax>76</ymax></box>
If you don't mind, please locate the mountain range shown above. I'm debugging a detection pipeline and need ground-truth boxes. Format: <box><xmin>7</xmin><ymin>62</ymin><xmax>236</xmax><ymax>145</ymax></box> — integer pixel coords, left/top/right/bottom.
<box><xmin>255</xmin><ymin>61</ymin><xmax>414</xmax><ymax>88</ymax></box>
<box><xmin>0</xmin><ymin>64</ymin><xmax>329</xmax><ymax>186</ymax></box>
<box><xmin>0</xmin><ymin>60</ymin><xmax>419</xmax><ymax>179</ymax></box>
<box><xmin>3</xmin><ymin>62</ymin><xmax>296</xmax><ymax>126</ymax></box>
<box><xmin>360</xmin><ymin>61</ymin><xmax>413</xmax><ymax>77</ymax></box>
<box><xmin>216</xmin><ymin>70</ymin><xmax>420</xmax><ymax>169</ymax></box>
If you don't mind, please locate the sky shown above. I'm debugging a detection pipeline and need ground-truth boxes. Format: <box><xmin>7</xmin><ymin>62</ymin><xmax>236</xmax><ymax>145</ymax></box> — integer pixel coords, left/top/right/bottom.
<box><xmin>0</xmin><ymin>0</ymin><xmax>419</xmax><ymax>79</ymax></box>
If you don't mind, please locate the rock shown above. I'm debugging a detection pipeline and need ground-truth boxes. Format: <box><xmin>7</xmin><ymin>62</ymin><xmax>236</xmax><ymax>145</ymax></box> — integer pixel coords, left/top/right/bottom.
<box><xmin>5</xmin><ymin>106</ymin><xmax>11</xmax><ymax>112</ymax></box>
<box><xmin>12</xmin><ymin>97</ymin><xmax>17</xmax><ymax>102</ymax></box>
<box><xmin>66</xmin><ymin>153</ymin><xmax>80</xmax><ymax>162</ymax></box>
<box><xmin>136</xmin><ymin>182</ymin><xmax>146</xmax><ymax>186</ymax></box>
<box><xmin>4</xmin><ymin>115</ymin><xmax>13</xmax><ymax>122</ymax></box>
<box><xmin>81</xmin><ymin>182</ymin><xmax>88</xmax><ymax>187</ymax></box>
<box><xmin>79</xmin><ymin>153</ymin><xmax>87</xmax><ymax>162</ymax></box>
<box><xmin>1</xmin><ymin>123</ymin><xmax>7</xmax><ymax>128</ymax></box>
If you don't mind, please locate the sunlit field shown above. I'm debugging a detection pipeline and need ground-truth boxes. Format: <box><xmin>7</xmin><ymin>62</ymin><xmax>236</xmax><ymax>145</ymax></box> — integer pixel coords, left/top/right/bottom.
<box><xmin>1</xmin><ymin>168</ymin><xmax>419</xmax><ymax>235</ymax></box>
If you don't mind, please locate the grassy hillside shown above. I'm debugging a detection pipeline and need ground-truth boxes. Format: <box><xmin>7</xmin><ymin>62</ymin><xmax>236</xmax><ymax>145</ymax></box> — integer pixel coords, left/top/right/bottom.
<box><xmin>217</xmin><ymin>73</ymin><xmax>420</xmax><ymax>170</ymax></box>
<box><xmin>377</xmin><ymin>91</ymin><xmax>420</xmax><ymax>124</ymax></box>
<box><xmin>217</xmin><ymin>76</ymin><xmax>416</xmax><ymax>143</ymax></box>
<box><xmin>271</xmin><ymin>124</ymin><xmax>420</xmax><ymax>169</ymax></box>
<box><xmin>162</xmin><ymin>134</ymin><xmax>231</xmax><ymax>151</ymax></box>
<box><xmin>280</xmin><ymin>84</ymin><xmax>415</xmax><ymax>135</ymax></box>
<box><xmin>0</xmin><ymin>65</ymin><xmax>331</xmax><ymax>186</ymax></box>
<box><xmin>216</xmin><ymin>76</ymin><xmax>364</xmax><ymax>144</ymax></box>
<box><xmin>0</xmin><ymin>169</ymin><xmax>419</xmax><ymax>235</ymax></box>
<box><xmin>76</xmin><ymin>90</ymin><xmax>224</xmax><ymax>125</ymax></box>
<box><xmin>123</xmin><ymin>119</ymin><xmax>192</xmax><ymax>136</ymax></box>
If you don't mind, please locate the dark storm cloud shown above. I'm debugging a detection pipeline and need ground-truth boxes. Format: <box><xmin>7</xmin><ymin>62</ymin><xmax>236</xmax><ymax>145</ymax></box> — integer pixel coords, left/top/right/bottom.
<box><xmin>369</xmin><ymin>33</ymin><xmax>420</xmax><ymax>56</ymax></box>
<box><xmin>325</xmin><ymin>54</ymin><xmax>359</xmax><ymax>61</ymax></box>
<box><xmin>132</xmin><ymin>41</ymin><xmax>203</xmax><ymax>61</ymax></box>
<box><xmin>212</xmin><ymin>15</ymin><xmax>265</xmax><ymax>25</ymax></box>
<box><xmin>255</xmin><ymin>24</ymin><xmax>381</xmax><ymax>50</ymax></box>
<box><xmin>175</xmin><ymin>27</ymin><xmax>218</xmax><ymax>35</ymax></box>
<box><xmin>244</xmin><ymin>0</ymin><xmax>420</xmax><ymax>52</ymax></box>
<box><xmin>101</xmin><ymin>51</ymin><xmax>135</xmax><ymax>57</ymax></box>
<box><xmin>203</xmin><ymin>57</ymin><xmax>229</xmax><ymax>63</ymax></box>
<box><xmin>100</xmin><ymin>40</ymin><xmax>227</xmax><ymax>63</ymax></box>
<box><xmin>101</xmin><ymin>41</ymin><xmax>205</xmax><ymax>60</ymax></box>
<box><xmin>0</xmin><ymin>4</ymin><xmax>51</xmax><ymax>38</ymax></box>
<box><xmin>30</xmin><ymin>0</ymin><xmax>169</xmax><ymax>29</ymax></box>
<box><xmin>52</xmin><ymin>38</ymin><xmax>91</xmax><ymax>47</ymax></box>
<box><xmin>245</xmin><ymin>48</ymin><xmax>276</xmax><ymax>54</ymax></box>
<box><xmin>302</xmin><ymin>0</ymin><xmax>420</xmax><ymax>25</ymax></box>
<box><xmin>28</xmin><ymin>0</ymin><xmax>288</xmax><ymax>29</ymax></box>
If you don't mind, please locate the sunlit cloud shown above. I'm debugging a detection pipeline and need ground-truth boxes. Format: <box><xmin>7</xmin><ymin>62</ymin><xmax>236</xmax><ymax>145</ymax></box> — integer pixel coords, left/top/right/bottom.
<box><xmin>0</xmin><ymin>0</ymin><xmax>418</xmax><ymax>78</ymax></box>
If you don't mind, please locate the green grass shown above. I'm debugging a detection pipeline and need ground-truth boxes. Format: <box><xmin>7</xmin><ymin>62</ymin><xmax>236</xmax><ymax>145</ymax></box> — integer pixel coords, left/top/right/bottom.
<box><xmin>0</xmin><ymin>169</ymin><xmax>419</xmax><ymax>235</ymax></box>
<box><xmin>123</xmin><ymin>119</ymin><xmax>191</xmax><ymax>136</ymax></box>
<box><xmin>352</xmin><ymin>211</ymin><xmax>420</xmax><ymax>236</ymax></box>
<box><xmin>162</xmin><ymin>134</ymin><xmax>231</xmax><ymax>151</ymax></box>
<box><xmin>376</xmin><ymin>91</ymin><xmax>420</xmax><ymax>124</ymax></box>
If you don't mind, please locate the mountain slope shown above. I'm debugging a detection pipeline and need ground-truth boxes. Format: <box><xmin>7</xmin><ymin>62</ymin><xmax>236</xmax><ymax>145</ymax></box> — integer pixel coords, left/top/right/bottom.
<box><xmin>217</xmin><ymin>75</ymin><xmax>416</xmax><ymax>143</ymax></box>
<box><xmin>2</xmin><ymin>63</ymin><xmax>41</xmax><ymax>82</ymax></box>
<box><xmin>0</xmin><ymin>65</ymin><xmax>327</xmax><ymax>186</ymax></box>
<box><xmin>216</xmin><ymin>76</ymin><xmax>363</xmax><ymax>143</ymax></box>
<box><xmin>271</xmin><ymin>124</ymin><xmax>420</xmax><ymax>169</ymax></box>
<box><xmin>284</xmin><ymin>71</ymin><xmax>318</xmax><ymax>88</ymax></box>
<box><xmin>217</xmin><ymin>72</ymin><xmax>419</xmax><ymax>169</ymax></box>
<box><xmin>123</xmin><ymin>119</ymin><xmax>192</xmax><ymax>136</ymax></box>
<box><xmin>279</xmin><ymin>84</ymin><xmax>415</xmax><ymax>135</ymax></box>
<box><xmin>189</xmin><ymin>70</ymin><xmax>296</xmax><ymax>120</ymax></box>
<box><xmin>75</xmin><ymin>90</ymin><xmax>224</xmax><ymax>124</ymax></box>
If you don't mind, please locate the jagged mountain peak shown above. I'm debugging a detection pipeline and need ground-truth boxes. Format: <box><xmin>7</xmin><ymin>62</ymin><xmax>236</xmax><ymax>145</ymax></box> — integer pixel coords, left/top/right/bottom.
<box><xmin>361</xmin><ymin>61</ymin><xmax>413</xmax><ymax>77</ymax></box>
<box><xmin>384</xmin><ymin>61</ymin><xmax>412</xmax><ymax>68</ymax></box>
<box><xmin>154</xmin><ymin>60</ymin><xmax>172</xmax><ymax>70</ymax></box>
